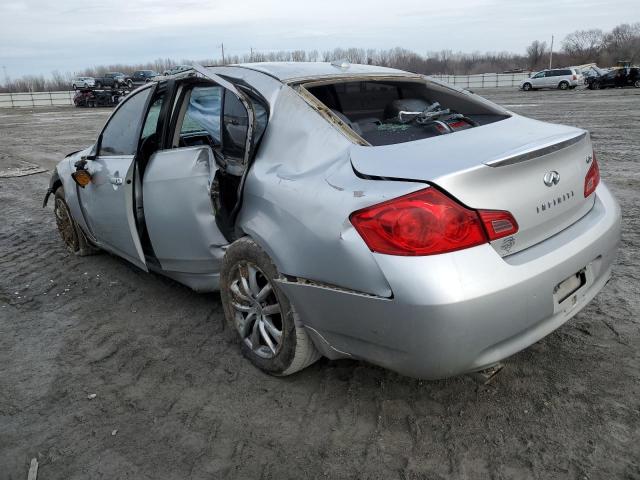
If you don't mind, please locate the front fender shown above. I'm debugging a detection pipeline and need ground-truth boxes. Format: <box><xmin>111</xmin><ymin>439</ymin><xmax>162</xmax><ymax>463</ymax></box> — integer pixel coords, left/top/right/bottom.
<box><xmin>42</xmin><ymin>169</ymin><xmax>62</xmax><ymax>207</ymax></box>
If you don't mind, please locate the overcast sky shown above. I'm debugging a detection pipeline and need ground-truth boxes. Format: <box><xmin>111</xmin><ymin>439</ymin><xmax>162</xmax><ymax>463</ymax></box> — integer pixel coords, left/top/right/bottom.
<box><xmin>0</xmin><ymin>0</ymin><xmax>637</xmax><ymax>78</ymax></box>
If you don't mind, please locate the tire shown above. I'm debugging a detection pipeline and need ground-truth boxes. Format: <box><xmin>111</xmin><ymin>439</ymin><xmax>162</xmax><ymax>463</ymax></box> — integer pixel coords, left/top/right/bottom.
<box><xmin>522</xmin><ymin>82</ymin><xmax>532</xmax><ymax>91</ymax></box>
<box><xmin>95</xmin><ymin>81</ymin><xmax>102</xmax><ymax>89</ymax></box>
<box><xmin>634</xmin><ymin>80</ymin><xmax>640</xmax><ymax>88</ymax></box>
<box><xmin>72</xmin><ymin>84</ymin><xmax>77</xmax><ymax>90</ymax></box>
<box><xmin>220</xmin><ymin>237</ymin><xmax>321</xmax><ymax>376</ymax></box>
<box><xmin>54</xmin><ymin>186</ymin><xmax>99</xmax><ymax>256</ymax></box>
<box><xmin>558</xmin><ymin>81</ymin><xmax>569</xmax><ymax>90</ymax></box>
<box><xmin>127</xmin><ymin>79</ymin><xmax>133</xmax><ymax>88</ymax></box>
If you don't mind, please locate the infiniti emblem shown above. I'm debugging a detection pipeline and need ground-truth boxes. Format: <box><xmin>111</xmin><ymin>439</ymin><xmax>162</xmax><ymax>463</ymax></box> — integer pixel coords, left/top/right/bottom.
<box><xmin>543</xmin><ymin>171</ymin><xmax>561</xmax><ymax>187</ymax></box>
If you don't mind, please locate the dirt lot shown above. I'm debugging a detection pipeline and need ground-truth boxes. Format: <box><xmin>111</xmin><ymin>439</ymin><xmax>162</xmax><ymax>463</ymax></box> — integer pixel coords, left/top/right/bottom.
<box><xmin>1</xmin><ymin>88</ymin><xmax>639</xmax><ymax>479</ymax></box>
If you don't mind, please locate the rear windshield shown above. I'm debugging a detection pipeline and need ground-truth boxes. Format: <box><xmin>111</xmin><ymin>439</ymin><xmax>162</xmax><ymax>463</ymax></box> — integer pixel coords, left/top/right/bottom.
<box><xmin>306</xmin><ymin>80</ymin><xmax>509</xmax><ymax>146</ymax></box>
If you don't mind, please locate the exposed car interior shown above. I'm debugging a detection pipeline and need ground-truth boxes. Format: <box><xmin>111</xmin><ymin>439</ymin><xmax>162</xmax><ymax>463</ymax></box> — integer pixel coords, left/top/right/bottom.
<box><xmin>305</xmin><ymin>79</ymin><xmax>510</xmax><ymax>146</ymax></box>
<box><xmin>135</xmin><ymin>79</ymin><xmax>269</xmax><ymax>243</ymax></box>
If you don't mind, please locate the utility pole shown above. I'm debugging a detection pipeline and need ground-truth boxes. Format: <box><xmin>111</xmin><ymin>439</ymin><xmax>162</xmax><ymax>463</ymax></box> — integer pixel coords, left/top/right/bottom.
<box><xmin>2</xmin><ymin>66</ymin><xmax>8</xmax><ymax>86</ymax></box>
<box><xmin>250</xmin><ymin>47</ymin><xmax>253</xmax><ymax>62</ymax></box>
<box><xmin>220</xmin><ymin>43</ymin><xmax>225</xmax><ymax>65</ymax></box>
<box><xmin>549</xmin><ymin>35</ymin><xmax>554</xmax><ymax>69</ymax></box>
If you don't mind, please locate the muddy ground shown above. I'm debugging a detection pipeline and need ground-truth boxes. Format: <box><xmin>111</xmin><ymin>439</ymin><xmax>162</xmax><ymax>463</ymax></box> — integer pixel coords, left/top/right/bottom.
<box><xmin>0</xmin><ymin>88</ymin><xmax>638</xmax><ymax>479</ymax></box>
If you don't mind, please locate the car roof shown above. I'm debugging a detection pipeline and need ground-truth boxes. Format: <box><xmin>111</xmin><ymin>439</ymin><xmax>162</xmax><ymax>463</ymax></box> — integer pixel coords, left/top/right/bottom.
<box><xmin>224</xmin><ymin>62</ymin><xmax>410</xmax><ymax>82</ymax></box>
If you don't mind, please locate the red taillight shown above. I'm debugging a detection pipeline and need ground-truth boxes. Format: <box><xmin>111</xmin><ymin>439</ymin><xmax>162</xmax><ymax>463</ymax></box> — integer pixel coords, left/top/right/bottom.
<box><xmin>351</xmin><ymin>187</ymin><xmax>514</xmax><ymax>256</ymax></box>
<box><xmin>584</xmin><ymin>153</ymin><xmax>600</xmax><ymax>197</ymax></box>
<box><xmin>573</xmin><ymin>75</ymin><xmax>577</xmax><ymax>80</ymax></box>
<box><xmin>477</xmin><ymin>210</ymin><xmax>519</xmax><ymax>241</ymax></box>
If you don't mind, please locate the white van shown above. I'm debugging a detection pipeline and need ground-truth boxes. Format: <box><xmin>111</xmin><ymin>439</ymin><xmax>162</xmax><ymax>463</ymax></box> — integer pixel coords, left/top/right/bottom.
<box><xmin>521</xmin><ymin>68</ymin><xmax>582</xmax><ymax>91</ymax></box>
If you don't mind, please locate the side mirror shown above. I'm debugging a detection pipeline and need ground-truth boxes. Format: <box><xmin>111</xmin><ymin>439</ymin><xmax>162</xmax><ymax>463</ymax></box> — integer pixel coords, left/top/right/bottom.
<box><xmin>82</xmin><ymin>137</ymin><xmax>101</xmax><ymax>161</ymax></box>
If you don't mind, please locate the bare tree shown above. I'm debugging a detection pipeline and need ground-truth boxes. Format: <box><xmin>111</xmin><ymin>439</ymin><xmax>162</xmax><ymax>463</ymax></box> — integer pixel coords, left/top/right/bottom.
<box><xmin>603</xmin><ymin>23</ymin><xmax>640</xmax><ymax>62</ymax></box>
<box><xmin>562</xmin><ymin>29</ymin><xmax>604</xmax><ymax>63</ymax></box>
<box><xmin>526</xmin><ymin>40</ymin><xmax>548</xmax><ymax>70</ymax></box>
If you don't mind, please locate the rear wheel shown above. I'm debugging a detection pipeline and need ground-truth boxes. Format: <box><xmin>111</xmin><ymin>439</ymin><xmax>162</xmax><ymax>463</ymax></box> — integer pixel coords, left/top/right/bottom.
<box><xmin>634</xmin><ymin>80</ymin><xmax>640</xmax><ymax>88</ymax></box>
<box><xmin>95</xmin><ymin>81</ymin><xmax>102</xmax><ymax>89</ymax></box>
<box><xmin>522</xmin><ymin>82</ymin><xmax>532</xmax><ymax>91</ymax></box>
<box><xmin>72</xmin><ymin>84</ymin><xmax>77</xmax><ymax>90</ymax></box>
<box><xmin>558</xmin><ymin>81</ymin><xmax>569</xmax><ymax>90</ymax></box>
<box><xmin>127</xmin><ymin>79</ymin><xmax>133</xmax><ymax>88</ymax></box>
<box><xmin>220</xmin><ymin>237</ymin><xmax>320</xmax><ymax>376</ymax></box>
<box><xmin>54</xmin><ymin>186</ymin><xmax>99</xmax><ymax>256</ymax></box>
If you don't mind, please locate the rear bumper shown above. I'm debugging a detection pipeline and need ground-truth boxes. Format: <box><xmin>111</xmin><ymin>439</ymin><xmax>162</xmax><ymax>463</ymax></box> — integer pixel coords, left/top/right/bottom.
<box><xmin>280</xmin><ymin>183</ymin><xmax>621</xmax><ymax>379</ymax></box>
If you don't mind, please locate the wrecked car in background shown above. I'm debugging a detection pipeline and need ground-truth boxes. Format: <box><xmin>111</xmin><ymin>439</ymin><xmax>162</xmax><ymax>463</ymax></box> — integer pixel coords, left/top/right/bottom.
<box><xmin>44</xmin><ymin>62</ymin><xmax>621</xmax><ymax>379</ymax></box>
<box><xmin>587</xmin><ymin>67</ymin><xmax>640</xmax><ymax>89</ymax></box>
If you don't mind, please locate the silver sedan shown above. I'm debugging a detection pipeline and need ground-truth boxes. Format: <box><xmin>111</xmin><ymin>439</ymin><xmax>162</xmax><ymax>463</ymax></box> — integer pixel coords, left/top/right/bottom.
<box><xmin>45</xmin><ymin>62</ymin><xmax>621</xmax><ymax>379</ymax></box>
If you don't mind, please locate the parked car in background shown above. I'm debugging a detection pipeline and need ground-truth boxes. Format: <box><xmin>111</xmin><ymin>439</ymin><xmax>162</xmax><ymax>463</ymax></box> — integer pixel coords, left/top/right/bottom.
<box><xmin>521</xmin><ymin>68</ymin><xmax>582</xmax><ymax>91</ymax></box>
<box><xmin>73</xmin><ymin>89</ymin><xmax>123</xmax><ymax>107</ymax></box>
<box><xmin>580</xmin><ymin>66</ymin><xmax>609</xmax><ymax>85</ymax></box>
<box><xmin>45</xmin><ymin>62</ymin><xmax>620</xmax><ymax>380</ymax></box>
<box><xmin>94</xmin><ymin>72</ymin><xmax>127</xmax><ymax>89</ymax></box>
<box><xmin>71</xmin><ymin>77</ymin><xmax>95</xmax><ymax>89</ymax></box>
<box><xmin>126</xmin><ymin>70</ymin><xmax>159</xmax><ymax>88</ymax></box>
<box><xmin>587</xmin><ymin>67</ymin><xmax>640</xmax><ymax>89</ymax></box>
<box><xmin>162</xmin><ymin>65</ymin><xmax>191</xmax><ymax>76</ymax></box>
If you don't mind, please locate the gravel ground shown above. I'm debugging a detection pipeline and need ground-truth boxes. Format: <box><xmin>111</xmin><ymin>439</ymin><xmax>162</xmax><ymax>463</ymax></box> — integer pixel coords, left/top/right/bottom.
<box><xmin>0</xmin><ymin>88</ymin><xmax>639</xmax><ymax>479</ymax></box>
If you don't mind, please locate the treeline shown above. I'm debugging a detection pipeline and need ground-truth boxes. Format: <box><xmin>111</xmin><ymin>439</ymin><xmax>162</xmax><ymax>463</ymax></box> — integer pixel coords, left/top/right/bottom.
<box><xmin>1</xmin><ymin>22</ymin><xmax>638</xmax><ymax>93</ymax></box>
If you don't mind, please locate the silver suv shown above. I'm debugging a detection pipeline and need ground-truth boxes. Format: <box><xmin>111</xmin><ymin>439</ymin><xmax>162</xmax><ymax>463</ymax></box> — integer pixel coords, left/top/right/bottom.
<box><xmin>521</xmin><ymin>68</ymin><xmax>582</xmax><ymax>91</ymax></box>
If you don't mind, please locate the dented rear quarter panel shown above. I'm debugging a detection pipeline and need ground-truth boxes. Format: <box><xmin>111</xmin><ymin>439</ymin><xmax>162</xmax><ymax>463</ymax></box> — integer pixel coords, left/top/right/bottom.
<box><xmin>235</xmin><ymin>83</ymin><xmax>422</xmax><ymax>297</ymax></box>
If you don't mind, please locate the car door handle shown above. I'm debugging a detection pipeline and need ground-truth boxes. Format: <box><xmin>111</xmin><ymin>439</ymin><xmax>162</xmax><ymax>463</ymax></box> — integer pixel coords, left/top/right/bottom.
<box><xmin>109</xmin><ymin>177</ymin><xmax>123</xmax><ymax>186</ymax></box>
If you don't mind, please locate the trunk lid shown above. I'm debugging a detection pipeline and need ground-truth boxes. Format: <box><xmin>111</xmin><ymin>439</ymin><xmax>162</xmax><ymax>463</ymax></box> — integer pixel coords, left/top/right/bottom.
<box><xmin>349</xmin><ymin>115</ymin><xmax>596</xmax><ymax>256</ymax></box>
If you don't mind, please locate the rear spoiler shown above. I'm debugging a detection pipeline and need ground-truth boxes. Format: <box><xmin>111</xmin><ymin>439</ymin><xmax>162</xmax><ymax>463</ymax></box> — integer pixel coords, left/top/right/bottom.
<box><xmin>485</xmin><ymin>131</ymin><xmax>588</xmax><ymax>168</ymax></box>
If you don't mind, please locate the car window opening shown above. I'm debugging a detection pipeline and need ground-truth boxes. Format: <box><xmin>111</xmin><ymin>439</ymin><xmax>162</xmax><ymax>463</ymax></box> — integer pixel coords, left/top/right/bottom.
<box><xmin>305</xmin><ymin>80</ymin><xmax>509</xmax><ymax>146</ymax></box>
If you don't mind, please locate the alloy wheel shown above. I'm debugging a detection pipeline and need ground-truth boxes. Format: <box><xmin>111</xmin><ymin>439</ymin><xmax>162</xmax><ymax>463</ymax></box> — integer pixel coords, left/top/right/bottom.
<box><xmin>229</xmin><ymin>262</ymin><xmax>283</xmax><ymax>359</ymax></box>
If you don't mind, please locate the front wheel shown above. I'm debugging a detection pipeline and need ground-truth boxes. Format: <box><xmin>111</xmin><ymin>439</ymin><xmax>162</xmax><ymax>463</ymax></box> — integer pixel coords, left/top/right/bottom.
<box><xmin>220</xmin><ymin>237</ymin><xmax>321</xmax><ymax>376</ymax></box>
<box><xmin>634</xmin><ymin>80</ymin><xmax>640</xmax><ymax>88</ymax></box>
<box><xmin>522</xmin><ymin>82</ymin><xmax>532</xmax><ymax>91</ymax></box>
<box><xmin>53</xmin><ymin>186</ymin><xmax>99</xmax><ymax>256</ymax></box>
<box><xmin>558</xmin><ymin>81</ymin><xmax>569</xmax><ymax>90</ymax></box>
<box><xmin>127</xmin><ymin>79</ymin><xmax>133</xmax><ymax>88</ymax></box>
<box><xmin>95</xmin><ymin>81</ymin><xmax>102</xmax><ymax>89</ymax></box>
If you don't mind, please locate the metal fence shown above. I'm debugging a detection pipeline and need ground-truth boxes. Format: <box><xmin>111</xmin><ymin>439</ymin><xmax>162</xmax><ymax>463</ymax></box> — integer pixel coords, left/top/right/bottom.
<box><xmin>0</xmin><ymin>90</ymin><xmax>74</xmax><ymax>108</ymax></box>
<box><xmin>0</xmin><ymin>74</ymin><xmax>529</xmax><ymax>109</ymax></box>
<box><xmin>429</xmin><ymin>73</ymin><xmax>530</xmax><ymax>89</ymax></box>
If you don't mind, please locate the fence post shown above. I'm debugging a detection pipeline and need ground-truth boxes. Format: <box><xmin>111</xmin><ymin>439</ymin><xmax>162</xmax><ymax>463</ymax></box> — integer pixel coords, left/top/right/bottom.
<box><xmin>10</xmin><ymin>92</ymin><xmax>14</xmax><ymax>108</ymax></box>
<box><xmin>30</xmin><ymin>92</ymin><xmax>34</xmax><ymax>107</ymax></box>
<box><xmin>49</xmin><ymin>91</ymin><xmax>53</xmax><ymax>106</ymax></box>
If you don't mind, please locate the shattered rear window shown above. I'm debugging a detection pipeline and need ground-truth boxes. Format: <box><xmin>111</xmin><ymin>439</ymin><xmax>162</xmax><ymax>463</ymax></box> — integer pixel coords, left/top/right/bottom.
<box><xmin>306</xmin><ymin>80</ymin><xmax>508</xmax><ymax>146</ymax></box>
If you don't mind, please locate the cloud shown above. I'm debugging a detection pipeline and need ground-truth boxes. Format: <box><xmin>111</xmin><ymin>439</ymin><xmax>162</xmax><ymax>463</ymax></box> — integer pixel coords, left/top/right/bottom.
<box><xmin>0</xmin><ymin>0</ymin><xmax>637</xmax><ymax>76</ymax></box>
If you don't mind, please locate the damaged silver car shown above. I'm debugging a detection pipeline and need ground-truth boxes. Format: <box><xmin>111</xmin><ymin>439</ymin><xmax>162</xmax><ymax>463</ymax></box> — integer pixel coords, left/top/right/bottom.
<box><xmin>45</xmin><ymin>62</ymin><xmax>621</xmax><ymax>379</ymax></box>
